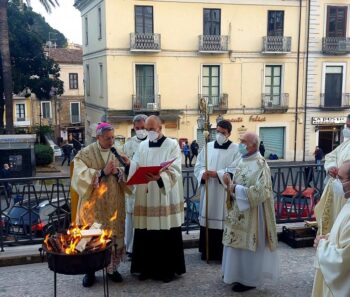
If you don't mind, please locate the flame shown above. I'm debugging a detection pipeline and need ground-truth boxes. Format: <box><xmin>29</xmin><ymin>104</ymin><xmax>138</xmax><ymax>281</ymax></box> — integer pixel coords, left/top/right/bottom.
<box><xmin>96</xmin><ymin>182</ymin><xmax>108</xmax><ymax>198</ymax></box>
<box><xmin>64</xmin><ymin>225</ymin><xmax>82</xmax><ymax>255</ymax></box>
<box><xmin>109</xmin><ymin>210</ymin><xmax>118</xmax><ymax>222</ymax></box>
<box><xmin>44</xmin><ymin>234</ymin><xmax>51</xmax><ymax>251</ymax></box>
<box><xmin>99</xmin><ymin>229</ymin><xmax>112</xmax><ymax>249</ymax></box>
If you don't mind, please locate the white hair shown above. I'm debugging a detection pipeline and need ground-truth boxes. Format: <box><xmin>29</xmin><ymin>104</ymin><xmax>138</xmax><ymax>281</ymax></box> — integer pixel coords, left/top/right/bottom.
<box><xmin>133</xmin><ymin>114</ymin><xmax>148</xmax><ymax>124</ymax></box>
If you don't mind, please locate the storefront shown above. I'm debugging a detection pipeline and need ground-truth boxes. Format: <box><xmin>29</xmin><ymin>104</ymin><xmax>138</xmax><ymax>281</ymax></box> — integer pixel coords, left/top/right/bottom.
<box><xmin>312</xmin><ymin>117</ymin><xmax>346</xmax><ymax>155</ymax></box>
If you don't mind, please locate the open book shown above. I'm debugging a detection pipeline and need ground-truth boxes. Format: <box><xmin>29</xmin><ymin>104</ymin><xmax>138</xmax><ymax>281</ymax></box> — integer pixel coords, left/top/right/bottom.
<box><xmin>126</xmin><ymin>158</ymin><xmax>176</xmax><ymax>185</ymax></box>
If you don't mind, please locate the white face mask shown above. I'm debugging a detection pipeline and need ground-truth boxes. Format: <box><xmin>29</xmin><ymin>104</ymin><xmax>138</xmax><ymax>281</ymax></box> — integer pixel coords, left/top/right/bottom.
<box><xmin>333</xmin><ymin>179</ymin><xmax>345</xmax><ymax>197</ymax></box>
<box><xmin>343</xmin><ymin>127</ymin><xmax>350</xmax><ymax>139</ymax></box>
<box><xmin>135</xmin><ymin>129</ymin><xmax>148</xmax><ymax>140</ymax></box>
<box><xmin>148</xmin><ymin>131</ymin><xmax>159</xmax><ymax>142</ymax></box>
<box><xmin>216</xmin><ymin>132</ymin><xmax>227</xmax><ymax>146</ymax></box>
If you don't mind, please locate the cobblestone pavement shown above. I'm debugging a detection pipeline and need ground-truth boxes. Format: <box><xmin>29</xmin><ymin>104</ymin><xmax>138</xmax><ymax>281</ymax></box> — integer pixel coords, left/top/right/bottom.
<box><xmin>0</xmin><ymin>243</ymin><xmax>315</xmax><ymax>297</ymax></box>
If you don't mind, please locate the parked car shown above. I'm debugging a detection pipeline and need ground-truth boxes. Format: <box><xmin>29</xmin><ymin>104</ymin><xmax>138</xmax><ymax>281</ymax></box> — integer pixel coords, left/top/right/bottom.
<box><xmin>4</xmin><ymin>198</ymin><xmax>71</xmax><ymax>237</ymax></box>
<box><xmin>50</xmin><ymin>144</ymin><xmax>63</xmax><ymax>157</ymax></box>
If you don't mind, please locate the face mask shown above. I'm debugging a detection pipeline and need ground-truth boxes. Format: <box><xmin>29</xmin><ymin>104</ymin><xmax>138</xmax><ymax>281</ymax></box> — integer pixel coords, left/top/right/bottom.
<box><xmin>148</xmin><ymin>131</ymin><xmax>159</xmax><ymax>142</ymax></box>
<box><xmin>238</xmin><ymin>143</ymin><xmax>248</xmax><ymax>156</ymax></box>
<box><xmin>216</xmin><ymin>132</ymin><xmax>227</xmax><ymax>146</ymax></box>
<box><xmin>343</xmin><ymin>127</ymin><xmax>350</xmax><ymax>139</ymax></box>
<box><xmin>136</xmin><ymin>129</ymin><xmax>148</xmax><ymax>140</ymax></box>
<box><xmin>333</xmin><ymin>178</ymin><xmax>345</xmax><ymax>197</ymax></box>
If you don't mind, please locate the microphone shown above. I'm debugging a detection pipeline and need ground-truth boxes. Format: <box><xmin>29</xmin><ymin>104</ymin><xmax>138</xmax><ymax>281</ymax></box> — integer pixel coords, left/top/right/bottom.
<box><xmin>110</xmin><ymin>147</ymin><xmax>127</xmax><ymax>167</ymax></box>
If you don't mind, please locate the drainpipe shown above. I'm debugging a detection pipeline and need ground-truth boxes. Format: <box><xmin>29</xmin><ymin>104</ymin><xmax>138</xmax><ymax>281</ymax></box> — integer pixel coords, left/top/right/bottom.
<box><xmin>294</xmin><ymin>0</ymin><xmax>302</xmax><ymax>162</ymax></box>
<box><xmin>303</xmin><ymin>0</ymin><xmax>311</xmax><ymax>161</ymax></box>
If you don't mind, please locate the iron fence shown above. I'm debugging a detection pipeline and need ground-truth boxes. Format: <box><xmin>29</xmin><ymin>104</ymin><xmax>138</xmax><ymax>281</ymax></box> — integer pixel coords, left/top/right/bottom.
<box><xmin>0</xmin><ymin>164</ymin><xmax>326</xmax><ymax>250</ymax></box>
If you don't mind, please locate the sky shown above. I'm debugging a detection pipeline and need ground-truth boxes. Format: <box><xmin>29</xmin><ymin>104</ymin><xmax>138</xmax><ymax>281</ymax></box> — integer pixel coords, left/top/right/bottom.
<box><xmin>30</xmin><ymin>0</ymin><xmax>82</xmax><ymax>45</ymax></box>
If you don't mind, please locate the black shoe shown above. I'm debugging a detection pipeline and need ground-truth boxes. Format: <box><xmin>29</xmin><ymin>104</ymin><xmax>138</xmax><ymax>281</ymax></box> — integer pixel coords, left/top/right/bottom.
<box><xmin>82</xmin><ymin>273</ymin><xmax>96</xmax><ymax>287</ymax></box>
<box><xmin>232</xmin><ymin>283</ymin><xmax>256</xmax><ymax>292</ymax></box>
<box><xmin>107</xmin><ymin>270</ymin><xmax>123</xmax><ymax>283</ymax></box>
<box><xmin>162</xmin><ymin>274</ymin><xmax>174</xmax><ymax>283</ymax></box>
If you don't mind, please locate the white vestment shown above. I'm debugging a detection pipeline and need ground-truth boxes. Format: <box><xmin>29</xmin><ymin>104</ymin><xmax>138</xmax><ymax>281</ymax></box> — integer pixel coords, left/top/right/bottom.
<box><xmin>222</xmin><ymin>153</ymin><xmax>279</xmax><ymax>287</ymax></box>
<box><xmin>122</xmin><ymin>135</ymin><xmax>146</xmax><ymax>253</ymax></box>
<box><xmin>128</xmin><ymin>137</ymin><xmax>184</xmax><ymax>230</ymax></box>
<box><xmin>315</xmin><ymin>140</ymin><xmax>350</xmax><ymax>235</ymax></box>
<box><xmin>194</xmin><ymin>141</ymin><xmax>241</xmax><ymax>230</ymax></box>
<box><xmin>312</xmin><ymin>199</ymin><xmax>350</xmax><ymax>297</ymax></box>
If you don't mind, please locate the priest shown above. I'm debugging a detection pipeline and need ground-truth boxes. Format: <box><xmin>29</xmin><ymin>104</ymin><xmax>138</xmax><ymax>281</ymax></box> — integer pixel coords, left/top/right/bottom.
<box><xmin>122</xmin><ymin>114</ymin><xmax>148</xmax><ymax>256</ymax></box>
<box><xmin>194</xmin><ymin>120</ymin><xmax>241</xmax><ymax>261</ymax></box>
<box><xmin>126</xmin><ymin>115</ymin><xmax>186</xmax><ymax>283</ymax></box>
<box><xmin>311</xmin><ymin>161</ymin><xmax>350</xmax><ymax>297</ymax></box>
<box><xmin>315</xmin><ymin>114</ymin><xmax>350</xmax><ymax>235</ymax></box>
<box><xmin>222</xmin><ymin>132</ymin><xmax>279</xmax><ymax>292</ymax></box>
<box><xmin>72</xmin><ymin>122</ymin><xmax>130</xmax><ymax>287</ymax></box>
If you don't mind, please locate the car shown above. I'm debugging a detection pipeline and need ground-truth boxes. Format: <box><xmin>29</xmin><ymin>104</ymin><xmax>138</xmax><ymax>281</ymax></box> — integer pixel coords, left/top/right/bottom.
<box><xmin>5</xmin><ymin>198</ymin><xmax>71</xmax><ymax>238</ymax></box>
<box><xmin>51</xmin><ymin>144</ymin><xmax>63</xmax><ymax>157</ymax></box>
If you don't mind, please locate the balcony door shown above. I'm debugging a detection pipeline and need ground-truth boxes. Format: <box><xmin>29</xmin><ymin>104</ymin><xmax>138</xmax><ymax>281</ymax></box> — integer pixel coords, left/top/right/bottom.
<box><xmin>202</xmin><ymin>65</ymin><xmax>220</xmax><ymax>106</ymax></box>
<box><xmin>267</xmin><ymin>11</ymin><xmax>284</xmax><ymax>36</ymax></box>
<box><xmin>265</xmin><ymin>65</ymin><xmax>282</xmax><ymax>105</ymax></box>
<box><xmin>324</xmin><ymin>66</ymin><xmax>343</xmax><ymax>107</ymax></box>
<box><xmin>135</xmin><ymin>6</ymin><xmax>153</xmax><ymax>34</ymax></box>
<box><xmin>203</xmin><ymin>9</ymin><xmax>221</xmax><ymax>35</ymax></box>
<box><xmin>326</xmin><ymin>6</ymin><xmax>347</xmax><ymax>37</ymax></box>
<box><xmin>136</xmin><ymin>65</ymin><xmax>155</xmax><ymax>107</ymax></box>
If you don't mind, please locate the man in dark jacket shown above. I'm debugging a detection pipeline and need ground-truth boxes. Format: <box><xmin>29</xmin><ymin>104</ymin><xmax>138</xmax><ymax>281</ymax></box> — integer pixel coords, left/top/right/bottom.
<box><xmin>61</xmin><ymin>141</ymin><xmax>73</xmax><ymax>166</ymax></box>
<box><xmin>190</xmin><ymin>140</ymin><xmax>199</xmax><ymax>166</ymax></box>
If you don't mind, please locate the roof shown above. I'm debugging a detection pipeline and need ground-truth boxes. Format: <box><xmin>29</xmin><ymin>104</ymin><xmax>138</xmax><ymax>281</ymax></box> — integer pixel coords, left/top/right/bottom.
<box><xmin>47</xmin><ymin>48</ymin><xmax>83</xmax><ymax>64</ymax></box>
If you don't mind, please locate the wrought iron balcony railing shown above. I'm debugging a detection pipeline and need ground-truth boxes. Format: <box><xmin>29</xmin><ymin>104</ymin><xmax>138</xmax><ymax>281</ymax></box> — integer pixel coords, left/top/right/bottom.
<box><xmin>262</xmin><ymin>93</ymin><xmax>289</xmax><ymax>113</ymax></box>
<box><xmin>322</xmin><ymin>37</ymin><xmax>350</xmax><ymax>55</ymax></box>
<box><xmin>132</xmin><ymin>94</ymin><xmax>161</xmax><ymax>111</ymax></box>
<box><xmin>262</xmin><ymin>36</ymin><xmax>292</xmax><ymax>54</ymax></box>
<box><xmin>320</xmin><ymin>93</ymin><xmax>350</xmax><ymax>110</ymax></box>
<box><xmin>130</xmin><ymin>33</ymin><xmax>161</xmax><ymax>52</ymax></box>
<box><xmin>198</xmin><ymin>94</ymin><xmax>228</xmax><ymax>112</ymax></box>
<box><xmin>198</xmin><ymin>35</ymin><xmax>229</xmax><ymax>53</ymax></box>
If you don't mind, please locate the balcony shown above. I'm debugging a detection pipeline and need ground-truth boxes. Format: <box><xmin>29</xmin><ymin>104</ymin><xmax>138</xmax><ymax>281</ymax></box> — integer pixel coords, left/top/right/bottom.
<box><xmin>130</xmin><ymin>33</ymin><xmax>161</xmax><ymax>52</ymax></box>
<box><xmin>262</xmin><ymin>36</ymin><xmax>291</xmax><ymax>54</ymax></box>
<box><xmin>198</xmin><ymin>35</ymin><xmax>229</xmax><ymax>53</ymax></box>
<box><xmin>262</xmin><ymin>93</ymin><xmax>289</xmax><ymax>113</ymax></box>
<box><xmin>132</xmin><ymin>95</ymin><xmax>161</xmax><ymax>112</ymax></box>
<box><xmin>320</xmin><ymin>93</ymin><xmax>350</xmax><ymax>110</ymax></box>
<box><xmin>71</xmin><ymin>114</ymin><xmax>81</xmax><ymax>124</ymax></box>
<box><xmin>322</xmin><ymin>37</ymin><xmax>350</xmax><ymax>55</ymax></box>
<box><xmin>198</xmin><ymin>94</ymin><xmax>228</xmax><ymax>113</ymax></box>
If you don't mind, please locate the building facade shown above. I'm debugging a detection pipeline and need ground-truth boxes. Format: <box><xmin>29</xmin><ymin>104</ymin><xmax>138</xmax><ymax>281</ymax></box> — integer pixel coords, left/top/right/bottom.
<box><xmin>304</xmin><ymin>0</ymin><xmax>350</xmax><ymax>158</ymax></box>
<box><xmin>75</xmin><ymin>0</ymin><xmax>308</xmax><ymax>161</ymax></box>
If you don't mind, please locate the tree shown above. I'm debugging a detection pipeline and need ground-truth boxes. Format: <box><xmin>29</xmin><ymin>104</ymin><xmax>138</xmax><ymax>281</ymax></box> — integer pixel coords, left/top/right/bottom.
<box><xmin>0</xmin><ymin>0</ymin><xmax>59</xmax><ymax>134</ymax></box>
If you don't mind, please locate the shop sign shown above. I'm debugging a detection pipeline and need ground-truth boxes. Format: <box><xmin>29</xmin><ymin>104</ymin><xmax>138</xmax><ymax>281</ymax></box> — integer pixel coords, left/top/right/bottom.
<box><xmin>311</xmin><ymin>117</ymin><xmax>346</xmax><ymax>125</ymax></box>
<box><xmin>228</xmin><ymin>117</ymin><xmax>243</xmax><ymax>123</ymax></box>
<box><xmin>249</xmin><ymin>115</ymin><xmax>266</xmax><ymax>122</ymax></box>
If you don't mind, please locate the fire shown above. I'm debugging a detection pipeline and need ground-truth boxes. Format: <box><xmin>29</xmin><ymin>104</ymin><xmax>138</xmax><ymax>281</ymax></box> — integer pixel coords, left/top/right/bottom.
<box><xmin>96</xmin><ymin>182</ymin><xmax>108</xmax><ymax>197</ymax></box>
<box><xmin>44</xmin><ymin>234</ymin><xmax>51</xmax><ymax>251</ymax></box>
<box><xmin>109</xmin><ymin>210</ymin><xmax>118</xmax><ymax>222</ymax></box>
<box><xmin>99</xmin><ymin>229</ymin><xmax>112</xmax><ymax>249</ymax></box>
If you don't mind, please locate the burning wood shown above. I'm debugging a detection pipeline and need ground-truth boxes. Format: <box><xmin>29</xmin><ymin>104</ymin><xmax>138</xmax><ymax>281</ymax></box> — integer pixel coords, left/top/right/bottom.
<box><xmin>43</xmin><ymin>223</ymin><xmax>112</xmax><ymax>255</ymax></box>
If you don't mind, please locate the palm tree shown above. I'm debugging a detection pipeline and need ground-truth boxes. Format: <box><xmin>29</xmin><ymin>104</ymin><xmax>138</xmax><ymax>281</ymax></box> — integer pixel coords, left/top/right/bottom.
<box><xmin>0</xmin><ymin>0</ymin><xmax>59</xmax><ymax>133</ymax></box>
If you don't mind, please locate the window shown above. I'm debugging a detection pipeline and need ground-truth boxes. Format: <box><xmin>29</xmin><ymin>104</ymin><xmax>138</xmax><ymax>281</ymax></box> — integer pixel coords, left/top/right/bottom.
<box><xmin>41</xmin><ymin>101</ymin><xmax>51</xmax><ymax>119</ymax></box>
<box><xmin>326</xmin><ymin>6</ymin><xmax>347</xmax><ymax>37</ymax></box>
<box><xmin>98</xmin><ymin>7</ymin><xmax>102</xmax><ymax>39</ymax></box>
<box><xmin>70</xmin><ymin>102</ymin><xmax>81</xmax><ymax>124</ymax></box>
<box><xmin>203</xmin><ymin>9</ymin><xmax>221</xmax><ymax>35</ymax></box>
<box><xmin>99</xmin><ymin>63</ymin><xmax>103</xmax><ymax>98</ymax></box>
<box><xmin>85</xmin><ymin>65</ymin><xmax>90</xmax><ymax>96</ymax></box>
<box><xmin>267</xmin><ymin>11</ymin><xmax>284</xmax><ymax>36</ymax></box>
<box><xmin>85</xmin><ymin>17</ymin><xmax>88</xmax><ymax>45</ymax></box>
<box><xmin>324</xmin><ymin>66</ymin><xmax>343</xmax><ymax>107</ymax></box>
<box><xmin>265</xmin><ymin>65</ymin><xmax>282</xmax><ymax>105</ymax></box>
<box><xmin>202</xmin><ymin>65</ymin><xmax>220</xmax><ymax>106</ymax></box>
<box><xmin>135</xmin><ymin>6</ymin><xmax>153</xmax><ymax>33</ymax></box>
<box><xmin>69</xmin><ymin>73</ymin><xmax>78</xmax><ymax>89</ymax></box>
<box><xmin>135</xmin><ymin>65</ymin><xmax>155</xmax><ymax>105</ymax></box>
<box><xmin>16</xmin><ymin>104</ymin><xmax>25</xmax><ymax>121</ymax></box>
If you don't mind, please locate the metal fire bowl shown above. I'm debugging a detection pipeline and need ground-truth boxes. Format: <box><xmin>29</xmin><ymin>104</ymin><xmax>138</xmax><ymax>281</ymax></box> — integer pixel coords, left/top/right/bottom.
<box><xmin>44</xmin><ymin>242</ymin><xmax>112</xmax><ymax>275</ymax></box>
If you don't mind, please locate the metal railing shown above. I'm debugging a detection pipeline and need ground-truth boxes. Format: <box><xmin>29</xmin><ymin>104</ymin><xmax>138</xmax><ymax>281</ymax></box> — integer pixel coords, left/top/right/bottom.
<box><xmin>198</xmin><ymin>94</ymin><xmax>228</xmax><ymax>112</ymax></box>
<box><xmin>132</xmin><ymin>94</ymin><xmax>161</xmax><ymax>112</ymax></box>
<box><xmin>199</xmin><ymin>35</ymin><xmax>229</xmax><ymax>53</ymax></box>
<box><xmin>262</xmin><ymin>36</ymin><xmax>291</xmax><ymax>54</ymax></box>
<box><xmin>0</xmin><ymin>164</ymin><xmax>327</xmax><ymax>249</ymax></box>
<box><xmin>262</xmin><ymin>93</ymin><xmax>289</xmax><ymax>112</ymax></box>
<box><xmin>322</xmin><ymin>37</ymin><xmax>350</xmax><ymax>55</ymax></box>
<box><xmin>320</xmin><ymin>93</ymin><xmax>350</xmax><ymax>110</ymax></box>
<box><xmin>130</xmin><ymin>33</ymin><xmax>161</xmax><ymax>52</ymax></box>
